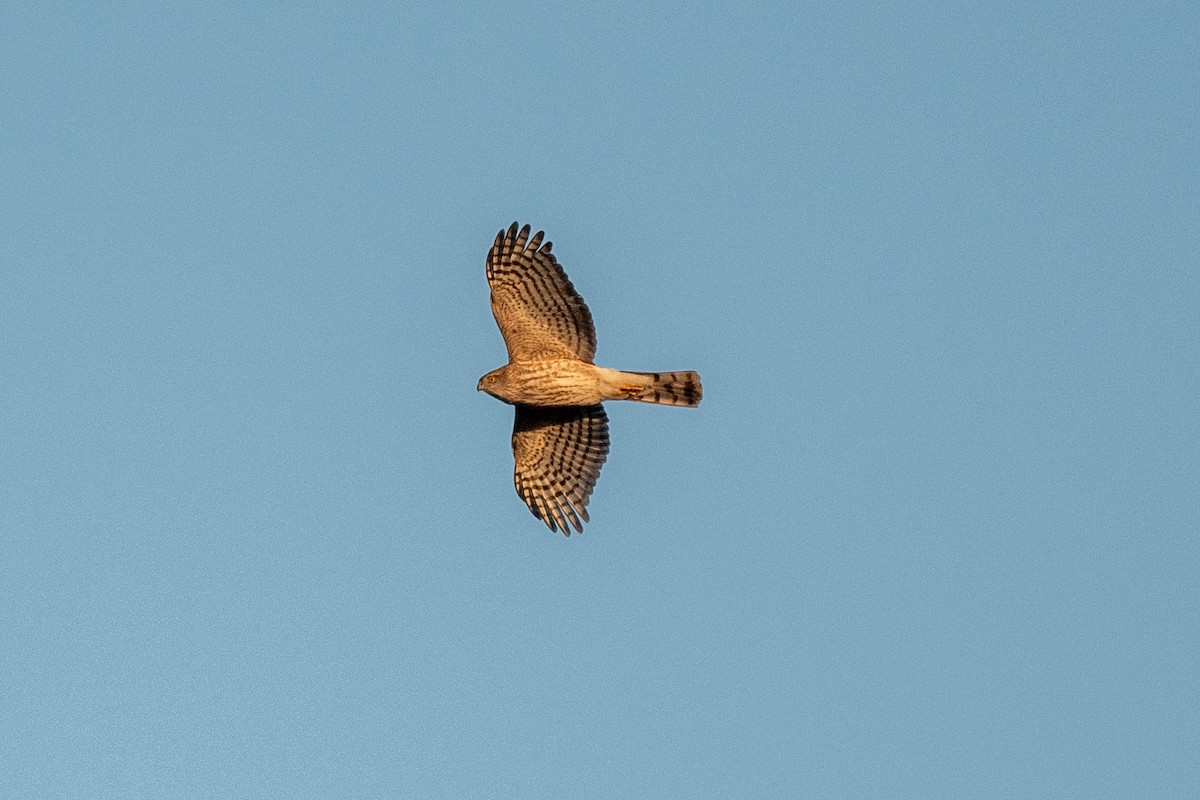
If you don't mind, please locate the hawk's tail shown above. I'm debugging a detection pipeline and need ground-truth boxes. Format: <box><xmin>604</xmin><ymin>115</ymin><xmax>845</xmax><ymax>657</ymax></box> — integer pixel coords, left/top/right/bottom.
<box><xmin>607</xmin><ymin>370</ymin><xmax>703</xmax><ymax>407</ymax></box>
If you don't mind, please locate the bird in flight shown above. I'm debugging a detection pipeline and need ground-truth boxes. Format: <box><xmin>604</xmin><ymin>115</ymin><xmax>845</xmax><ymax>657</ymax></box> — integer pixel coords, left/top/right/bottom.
<box><xmin>478</xmin><ymin>222</ymin><xmax>702</xmax><ymax>535</ymax></box>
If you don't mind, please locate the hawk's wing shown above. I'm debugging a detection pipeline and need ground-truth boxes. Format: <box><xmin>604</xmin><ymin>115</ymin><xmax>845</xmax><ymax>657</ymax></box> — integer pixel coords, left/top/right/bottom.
<box><xmin>511</xmin><ymin>404</ymin><xmax>609</xmax><ymax>535</ymax></box>
<box><xmin>487</xmin><ymin>222</ymin><xmax>597</xmax><ymax>362</ymax></box>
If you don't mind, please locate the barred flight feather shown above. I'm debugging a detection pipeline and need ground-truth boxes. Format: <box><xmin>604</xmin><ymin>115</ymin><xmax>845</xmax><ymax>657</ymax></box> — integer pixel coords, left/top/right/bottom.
<box><xmin>511</xmin><ymin>404</ymin><xmax>609</xmax><ymax>536</ymax></box>
<box><xmin>487</xmin><ymin>223</ymin><xmax>596</xmax><ymax>363</ymax></box>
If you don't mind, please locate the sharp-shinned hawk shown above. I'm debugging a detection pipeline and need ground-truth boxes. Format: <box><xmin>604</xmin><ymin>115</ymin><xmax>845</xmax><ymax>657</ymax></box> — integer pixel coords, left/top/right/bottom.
<box><xmin>477</xmin><ymin>222</ymin><xmax>702</xmax><ymax>536</ymax></box>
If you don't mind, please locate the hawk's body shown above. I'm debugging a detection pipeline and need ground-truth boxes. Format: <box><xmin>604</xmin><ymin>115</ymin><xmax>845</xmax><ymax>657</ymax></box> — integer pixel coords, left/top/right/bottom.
<box><xmin>478</xmin><ymin>222</ymin><xmax>701</xmax><ymax>536</ymax></box>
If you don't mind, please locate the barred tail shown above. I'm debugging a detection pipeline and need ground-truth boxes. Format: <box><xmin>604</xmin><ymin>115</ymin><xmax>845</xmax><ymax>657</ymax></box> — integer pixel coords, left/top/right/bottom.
<box><xmin>609</xmin><ymin>370</ymin><xmax>703</xmax><ymax>407</ymax></box>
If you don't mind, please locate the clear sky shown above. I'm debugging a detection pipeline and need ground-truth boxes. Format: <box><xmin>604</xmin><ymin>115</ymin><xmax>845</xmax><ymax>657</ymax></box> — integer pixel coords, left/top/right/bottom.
<box><xmin>2</xmin><ymin>2</ymin><xmax>1197</xmax><ymax>798</ymax></box>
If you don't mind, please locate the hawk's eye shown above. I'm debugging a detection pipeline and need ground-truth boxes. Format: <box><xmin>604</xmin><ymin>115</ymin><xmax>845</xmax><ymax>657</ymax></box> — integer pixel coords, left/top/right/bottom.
<box><xmin>486</xmin><ymin>375</ymin><xmax>496</xmax><ymax>383</ymax></box>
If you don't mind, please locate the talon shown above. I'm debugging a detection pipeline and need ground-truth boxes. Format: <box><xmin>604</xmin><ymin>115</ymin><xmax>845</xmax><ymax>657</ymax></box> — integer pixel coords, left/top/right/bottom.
<box><xmin>619</xmin><ymin>384</ymin><xmax>645</xmax><ymax>398</ymax></box>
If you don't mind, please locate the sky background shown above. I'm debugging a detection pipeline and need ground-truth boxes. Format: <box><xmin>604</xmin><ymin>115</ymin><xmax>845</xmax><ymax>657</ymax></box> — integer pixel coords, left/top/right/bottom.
<box><xmin>2</xmin><ymin>2</ymin><xmax>1197</xmax><ymax>798</ymax></box>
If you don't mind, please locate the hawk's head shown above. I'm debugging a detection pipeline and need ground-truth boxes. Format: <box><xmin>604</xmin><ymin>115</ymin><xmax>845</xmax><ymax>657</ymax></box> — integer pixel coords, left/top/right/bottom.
<box><xmin>477</xmin><ymin>367</ymin><xmax>510</xmax><ymax>403</ymax></box>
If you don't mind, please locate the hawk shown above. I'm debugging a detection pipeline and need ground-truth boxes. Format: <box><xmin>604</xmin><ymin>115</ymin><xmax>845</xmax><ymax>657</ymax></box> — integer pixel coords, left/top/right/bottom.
<box><xmin>477</xmin><ymin>222</ymin><xmax>702</xmax><ymax>535</ymax></box>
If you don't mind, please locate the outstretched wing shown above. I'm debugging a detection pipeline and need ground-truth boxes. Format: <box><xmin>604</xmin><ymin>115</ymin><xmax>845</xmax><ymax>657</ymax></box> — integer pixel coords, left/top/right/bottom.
<box><xmin>487</xmin><ymin>222</ymin><xmax>597</xmax><ymax>362</ymax></box>
<box><xmin>511</xmin><ymin>404</ymin><xmax>609</xmax><ymax>535</ymax></box>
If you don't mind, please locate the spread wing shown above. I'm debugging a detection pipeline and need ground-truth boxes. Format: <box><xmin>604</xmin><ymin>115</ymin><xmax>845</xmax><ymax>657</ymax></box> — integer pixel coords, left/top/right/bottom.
<box><xmin>487</xmin><ymin>222</ymin><xmax>597</xmax><ymax>362</ymax></box>
<box><xmin>511</xmin><ymin>404</ymin><xmax>609</xmax><ymax>535</ymax></box>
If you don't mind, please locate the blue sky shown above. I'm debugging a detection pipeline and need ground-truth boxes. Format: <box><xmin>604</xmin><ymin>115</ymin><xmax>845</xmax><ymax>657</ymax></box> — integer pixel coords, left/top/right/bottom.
<box><xmin>2</xmin><ymin>2</ymin><xmax>1197</xmax><ymax>797</ymax></box>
